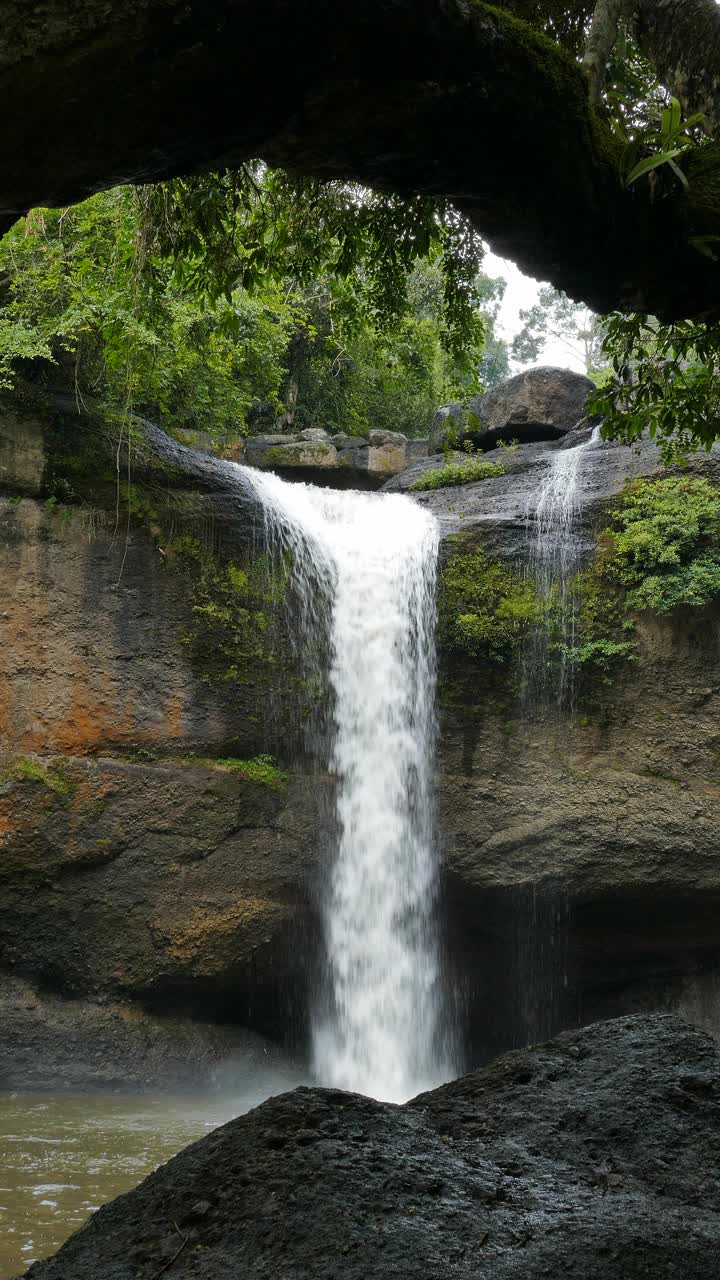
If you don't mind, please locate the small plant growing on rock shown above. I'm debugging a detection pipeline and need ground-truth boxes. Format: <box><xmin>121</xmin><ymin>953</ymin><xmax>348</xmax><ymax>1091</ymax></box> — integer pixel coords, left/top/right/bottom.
<box><xmin>0</xmin><ymin>755</ymin><xmax>75</xmax><ymax>798</ymax></box>
<box><xmin>180</xmin><ymin>754</ymin><xmax>288</xmax><ymax>788</ymax></box>
<box><xmin>410</xmin><ymin>457</ymin><xmax>506</xmax><ymax>492</ymax></box>
<box><xmin>561</xmin><ymin>638</ymin><xmax>638</xmax><ymax>672</ymax></box>
<box><xmin>495</xmin><ymin>437</ymin><xmax>519</xmax><ymax>461</ymax></box>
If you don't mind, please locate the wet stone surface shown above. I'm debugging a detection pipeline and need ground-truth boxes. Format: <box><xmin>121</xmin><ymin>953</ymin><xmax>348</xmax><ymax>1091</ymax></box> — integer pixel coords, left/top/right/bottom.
<box><xmin>21</xmin><ymin>1014</ymin><xmax>720</xmax><ymax>1280</ymax></box>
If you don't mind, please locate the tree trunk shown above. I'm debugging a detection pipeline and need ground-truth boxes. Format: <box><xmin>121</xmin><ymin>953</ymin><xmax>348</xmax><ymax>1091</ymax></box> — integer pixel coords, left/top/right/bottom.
<box><xmin>583</xmin><ymin>0</ymin><xmax>634</xmax><ymax>106</ymax></box>
<box><xmin>634</xmin><ymin>0</ymin><xmax>720</xmax><ymax>136</ymax></box>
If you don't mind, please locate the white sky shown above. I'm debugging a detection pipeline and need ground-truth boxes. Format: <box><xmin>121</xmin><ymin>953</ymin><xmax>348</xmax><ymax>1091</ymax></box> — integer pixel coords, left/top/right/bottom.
<box><xmin>483</xmin><ymin>248</ymin><xmax>587</xmax><ymax>374</ymax></box>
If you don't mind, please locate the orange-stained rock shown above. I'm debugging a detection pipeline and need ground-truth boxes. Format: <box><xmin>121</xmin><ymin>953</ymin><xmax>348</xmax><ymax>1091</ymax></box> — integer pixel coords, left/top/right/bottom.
<box><xmin>0</xmin><ymin>496</ymin><xmax>260</xmax><ymax>757</ymax></box>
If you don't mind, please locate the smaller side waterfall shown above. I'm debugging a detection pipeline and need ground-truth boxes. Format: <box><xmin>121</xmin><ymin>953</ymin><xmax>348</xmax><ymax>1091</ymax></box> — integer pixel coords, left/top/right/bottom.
<box><xmin>525</xmin><ymin>427</ymin><xmax>600</xmax><ymax>707</ymax></box>
<box><xmin>515</xmin><ymin>427</ymin><xmax>600</xmax><ymax>1047</ymax></box>
<box><xmin>241</xmin><ymin>465</ymin><xmax>457</xmax><ymax>1103</ymax></box>
<box><xmin>533</xmin><ymin>428</ymin><xmax>599</xmax><ymax>570</ymax></box>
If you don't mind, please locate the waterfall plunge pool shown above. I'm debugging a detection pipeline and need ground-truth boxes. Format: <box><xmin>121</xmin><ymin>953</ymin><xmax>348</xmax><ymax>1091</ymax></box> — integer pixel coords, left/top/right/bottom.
<box><xmin>0</xmin><ymin>1064</ymin><xmax>312</xmax><ymax>1279</ymax></box>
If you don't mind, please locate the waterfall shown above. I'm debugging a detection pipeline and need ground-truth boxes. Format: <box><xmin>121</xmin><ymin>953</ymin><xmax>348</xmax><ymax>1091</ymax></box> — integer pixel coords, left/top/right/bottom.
<box><xmin>242</xmin><ymin>465</ymin><xmax>455</xmax><ymax>1103</ymax></box>
<box><xmin>533</xmin><ymin>429</ymin><xmax>598</xmax><ymax>571</ymax></box>
<box><xmin>526</xmin><ymin>426</ymin><xmax>600</xmax><ymax>707</ymax></box>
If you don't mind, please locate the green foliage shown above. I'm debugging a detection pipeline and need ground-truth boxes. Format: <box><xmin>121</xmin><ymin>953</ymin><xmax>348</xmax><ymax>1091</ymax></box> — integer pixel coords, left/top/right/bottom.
<box><xmin>0</xmin><ymin>194</ymin><xmax>292</xmax><ymax>435</ymax></box>
<box><xmin>563</xmin><ymin>477</ymin><xmax>720</xmax><ymax>684</ymax></box>
<box><xmin>560</xmin><ymin>637</ymin><xmax>638</xmax><ymax>671</ymax></box>
<box><xmin>589</xmin><ymin>313</ymin><xmax>720</xmax><ymax>461</ymax></box>
<box><xmin>584</xmin><ymin>88</ymin><xmax>717</xmax><ymax>462</ymax></box>
<box><xmin>183</xmin><ymin>754</ymin><xmax>288</xmax><ymax>789</ymax></box>
<box><xmin>603</xmin><ymin>29</ymin><xmax>665</xmax><ymax>140</ymax></box>
<box><xmin>0</xmin><ymin>181</ymin><xmax>496</xmax><ymax>443</ymax></box>
<box><xmin>508</xmin><ymin>7</ymin><xmax>706</xmax><ymax>199</ymax></box>
<box><xmin>600</xmin><ymin>476</ymin><xmax>720</xmax><ymax>612</ymax></box>
<box><xmin>0</xmin><ymin>319</ymin><xmax>53</xmax><ymax>388</ymax></box>
<box><xmin>284</xmin><ymin>258</ymin><xmax>485</xmax><ymax>439</ymax></box>
<box><xmin>474</xmin><ymin>270</ymin><xmax>510</xmax><ymax>388</ymax></box>
<box><xmin>137</xmin><ymin>166</ymin><xmax>485</xmax><ymax>358</ymax></box>
<box><xmin>477</xmin><ymin>332</ymin><xmax>510</xmax><ymax>389</ymax></box>
<box><xmin>438</xmin><ymin>546</ymin><xmax>542</xmax><ymax>662</ymax></box>
<box><xmin>565</xmin><ymin>536</ymin><xmax>637</xmax><ymax>685</ymax></box>
<box><xmin>624</xmin><ymin>97</ymin><xmax>705</xmax><ymax>191</ymax></box>
<box><xmin>495</xmin><ymin>437</ymin><xmax>520</xmax><ymax>461</ymax></box>
<box><xmin>410</xmin><ymin>457</ymin><xmax>506</xmax><ymax>492</ymax></box>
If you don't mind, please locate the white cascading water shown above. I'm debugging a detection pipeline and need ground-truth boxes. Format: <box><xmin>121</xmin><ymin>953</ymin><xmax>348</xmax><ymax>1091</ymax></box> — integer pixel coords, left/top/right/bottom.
<box><xmin>532</xmin><ymin>426</ymin><xmax>601</xmax><ymax>570</ymax></box>
<box><xmin>526</xmin><ymin>426</ymin><xmax>601</xmax><ymax>706</ymax></box>
<box><xmin>242</xmin><ymin>465</ymin><xmax>455</xmax><ymax>1103</ymax></box>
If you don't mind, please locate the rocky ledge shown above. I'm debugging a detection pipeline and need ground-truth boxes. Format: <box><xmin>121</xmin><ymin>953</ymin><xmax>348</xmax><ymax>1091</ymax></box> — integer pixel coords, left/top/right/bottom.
<box><xmin>0</xmin><ymin>976</ymin><xmax>306</xmax><ymax>1094</ymax></box>
<box><xmin>22</xmin><ymin>1013</ymin><xmax>720</xmax><ymax>1279</ymax></box>
<box><xmin>242</xmin><ymin>427</ymin><xmax>428</xmax><ymax>489</ymax></box>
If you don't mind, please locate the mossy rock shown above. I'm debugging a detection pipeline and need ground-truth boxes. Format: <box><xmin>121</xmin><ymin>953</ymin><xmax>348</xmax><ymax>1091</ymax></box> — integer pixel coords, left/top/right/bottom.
<box><xmin>438</xmin><ymin>541</ymin><xmax>542</xmax><ymax>664</ymax></box>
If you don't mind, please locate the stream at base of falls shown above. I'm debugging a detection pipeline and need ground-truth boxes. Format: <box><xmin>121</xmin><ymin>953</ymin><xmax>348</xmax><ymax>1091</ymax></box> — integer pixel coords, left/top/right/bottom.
<box><xmin>0</xmin><ymin>1087</ymin><xmax>264</xmax><ymax>1279</ymax></box>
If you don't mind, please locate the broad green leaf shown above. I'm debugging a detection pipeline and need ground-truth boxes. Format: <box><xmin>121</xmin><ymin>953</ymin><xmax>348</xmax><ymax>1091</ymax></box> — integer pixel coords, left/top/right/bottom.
<box><xmin>626</xmin><ymin>149</ymin><xmax>686</xmax><ymax>185</ymax></box>
<box><xmin>664</xmin><ymin>97</ymin><xmax>682</xmax><ymax>144</ymax></box>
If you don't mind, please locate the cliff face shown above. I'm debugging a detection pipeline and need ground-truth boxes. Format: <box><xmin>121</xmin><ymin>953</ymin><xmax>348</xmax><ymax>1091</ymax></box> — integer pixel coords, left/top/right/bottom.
<box><xmin>414</xmin><ymin>430</ymin><xmax>720</xmax><ymax>1061</ymax></box>
<box><xmin>436</xmin><ymin>612</ymin><xmax>720</xmax><ymax>1060</ymax></box>
<box><xmin>0</xmin><ymin>391</ymin><xmax>323</xmax><ymax>1085</ymax></box>
<box><xmin>2</xmin><ymin>387</ymin><xmax>720</xmax><ymax>1086</ymax></box>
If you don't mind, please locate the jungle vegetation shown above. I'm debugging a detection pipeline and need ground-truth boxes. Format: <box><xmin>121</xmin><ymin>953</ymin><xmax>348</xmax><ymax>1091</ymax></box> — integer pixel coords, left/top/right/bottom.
<box><xmin>0</xmin><ymin>175</ymin><xmax>508</xmax><ymax>442</ymax></box>
<box><xmin>2</xmin><ymin>1</ymin><xmax>720</xmax><ymax>454</ymax></box>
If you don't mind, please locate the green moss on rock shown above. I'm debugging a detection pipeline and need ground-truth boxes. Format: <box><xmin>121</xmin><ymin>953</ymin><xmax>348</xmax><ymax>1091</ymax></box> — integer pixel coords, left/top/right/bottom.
<box><xmin>438</xmin><ymin>543</ymin><xmax>541</xmax><ymax>663</ymax></box>
<box><xmin>0</xmin><ymin>755</ymin><xmax>75</xmax><ymax>798</ymax></box>
<box><xmin>180</xmin><ymin>754</ymin><xmax>288</xmax><ymax>789</ymax></box>
<box><xmin>174</xmin><ymin>536</ymin><xmax>290</xmax><ymax>688</ymax></box>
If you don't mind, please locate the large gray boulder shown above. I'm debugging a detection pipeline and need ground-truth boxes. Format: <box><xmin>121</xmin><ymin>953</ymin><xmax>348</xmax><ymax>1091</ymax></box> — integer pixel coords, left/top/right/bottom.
<box><xmin>22</xmin><ymin>1014</ymin><xmax>720</xmax><ymax>1280</ymax></box>
<box><xmin>244</xmin><ymin>434</ymin><xmax>338</xmax><ymax>470</ymax></box>
<box><xmin>430</xmin><ymin>366</ymin><xmax>596</xmax><ymax>453</ymax></box>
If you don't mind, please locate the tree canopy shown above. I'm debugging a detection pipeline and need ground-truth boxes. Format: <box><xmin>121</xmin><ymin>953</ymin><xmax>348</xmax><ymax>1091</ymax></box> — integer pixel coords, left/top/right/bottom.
<box><xmin>512</xmin><ymin>287</ymin><xmax>607</xmax><ymax>375</ymax></box>
<box><xmin>0</xmin><ymin>176</ymin><xmax>507</xmax><ymax>440</ymax></box>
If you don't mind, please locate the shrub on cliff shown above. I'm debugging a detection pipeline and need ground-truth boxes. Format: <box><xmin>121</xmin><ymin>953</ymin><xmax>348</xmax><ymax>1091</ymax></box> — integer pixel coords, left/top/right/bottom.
<box><xmin>600</xmin><ymin>476</ymin><xmax>720</xmax><ymax>612</ymax></box>
<box><xmin>410</xmin><ymin>457</ymin><xmax>506</xmax><ymax>492</ymax></box>
<box><xmin>438</xmin><ymin>546</ymin><xmax>541</xmax><ymax>662</ymax></box>
<box><xmin>564</xmin><ymin>476</ymin><xmax>720</xmax><ymax>680</ymax></box>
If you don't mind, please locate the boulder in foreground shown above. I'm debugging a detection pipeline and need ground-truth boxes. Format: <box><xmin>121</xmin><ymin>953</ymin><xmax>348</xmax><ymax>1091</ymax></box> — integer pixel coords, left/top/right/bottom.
<box><xmin>23</xmin><ymin>1013</ymin><xmax>720</xmax><ymax>1279</ymax></box>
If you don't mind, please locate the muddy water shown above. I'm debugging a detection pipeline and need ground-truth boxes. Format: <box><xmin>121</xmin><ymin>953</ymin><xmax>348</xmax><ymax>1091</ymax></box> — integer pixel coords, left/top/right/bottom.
<box><xmin>0</xmin><ymin>1079</ymin><xmax>301</xmax><ymax>1278</ymax></box>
